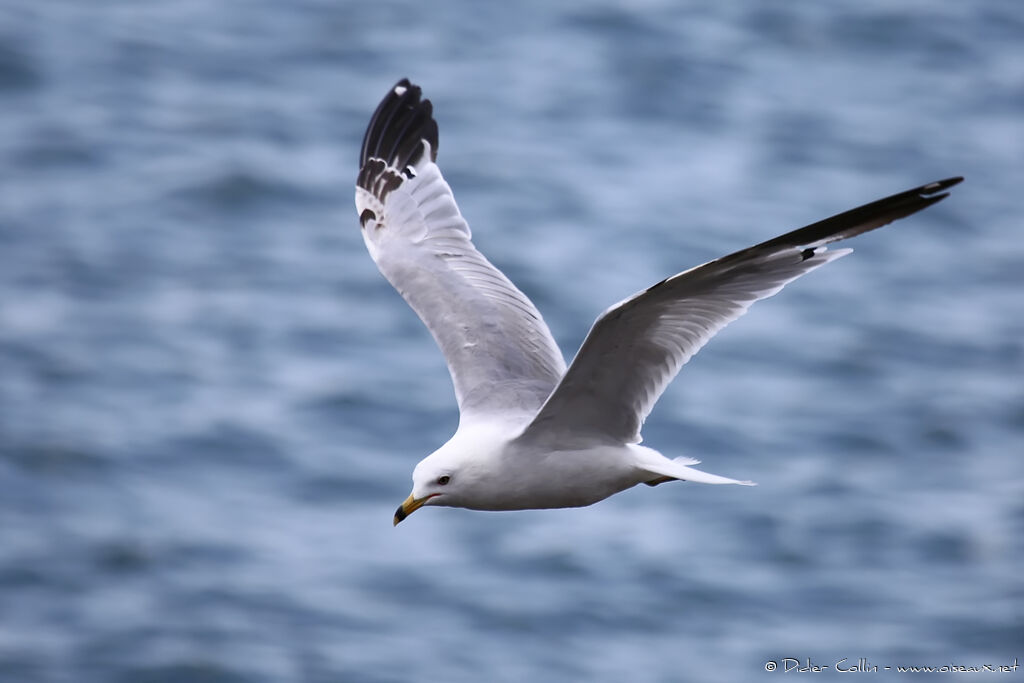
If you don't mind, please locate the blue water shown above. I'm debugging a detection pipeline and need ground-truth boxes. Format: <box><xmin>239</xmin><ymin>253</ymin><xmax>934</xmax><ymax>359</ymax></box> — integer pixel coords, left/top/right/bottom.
<box><xmin>1</xmin><ymin>2</ymin><xmax>1022</xmax><ymax>681</ymax></box>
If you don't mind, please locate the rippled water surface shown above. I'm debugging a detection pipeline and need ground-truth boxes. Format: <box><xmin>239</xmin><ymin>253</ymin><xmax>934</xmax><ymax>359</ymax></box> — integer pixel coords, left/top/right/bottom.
<box><xmin>1</xmin><ymin>2</ymin><xmax>1022</xmax><ymax>681</ymax></box>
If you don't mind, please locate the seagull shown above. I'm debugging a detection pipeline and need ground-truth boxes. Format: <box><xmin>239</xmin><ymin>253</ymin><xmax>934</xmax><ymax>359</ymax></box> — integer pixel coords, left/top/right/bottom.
<box><xmin>354</xmin><ymin>79</ymin><xmax>962</xmax><ymax>526</ymax></box>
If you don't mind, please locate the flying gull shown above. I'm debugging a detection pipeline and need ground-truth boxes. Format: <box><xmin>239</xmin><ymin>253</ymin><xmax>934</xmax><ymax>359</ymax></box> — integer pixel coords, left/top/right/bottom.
<box><xmin>354</xmin><ymin>79</ymin><xmax>962</xmax><ymax>525</ymax></box>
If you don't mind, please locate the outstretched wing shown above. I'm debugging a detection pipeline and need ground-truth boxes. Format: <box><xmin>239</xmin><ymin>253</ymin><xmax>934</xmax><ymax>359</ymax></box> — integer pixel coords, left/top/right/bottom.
<box><xmin>518</xmin><ymin>177</ymin><xmax>963</xmax><ymax>446</ymax></box>
<box><xmin>356</xmin><ymin>80</ymin><xmax>566</xmax><ymax>421</ymax></box>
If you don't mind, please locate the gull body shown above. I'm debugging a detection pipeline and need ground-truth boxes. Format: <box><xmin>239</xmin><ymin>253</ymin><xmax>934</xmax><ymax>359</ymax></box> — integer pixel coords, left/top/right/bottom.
<box><xmin>354</xmin><ymin>79</ymin><xmax>962</xmax><ymax>525</ymax></box>
<box><xmin>406</xmin><ymin>421</ymin><xmax>723</xmax><ymax>514</ymax></box>
<box><xmin>412</xmin><ymin>427</ymin><xmax>643</xmax><ymax>512</ymax></box>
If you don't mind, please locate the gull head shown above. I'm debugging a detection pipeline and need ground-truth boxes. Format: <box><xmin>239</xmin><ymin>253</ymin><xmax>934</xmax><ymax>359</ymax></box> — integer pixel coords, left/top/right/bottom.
<box><xmin>393</xmin><ymin>444</ymin><xmax>485</xmax><ymax>525</ymax></box>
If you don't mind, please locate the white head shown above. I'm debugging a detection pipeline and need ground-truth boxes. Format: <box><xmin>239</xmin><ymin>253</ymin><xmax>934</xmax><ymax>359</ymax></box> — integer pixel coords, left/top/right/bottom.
<box><xmin>393</xmin><ymin>443</ymin><xmax>487</xmax><ymax>525</ymax></box>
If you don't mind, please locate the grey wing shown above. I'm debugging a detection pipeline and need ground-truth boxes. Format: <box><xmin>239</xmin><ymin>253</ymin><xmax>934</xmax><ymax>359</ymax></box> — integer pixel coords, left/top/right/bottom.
<box><xmin>355</xmin><ymin>80</ymin><xmax>566</xmax><ymax>421</ymax></box>
<box><xmin>518</xmin><ymin>177</ymin><xmax>963</xmax><ymax>446</ymax></box>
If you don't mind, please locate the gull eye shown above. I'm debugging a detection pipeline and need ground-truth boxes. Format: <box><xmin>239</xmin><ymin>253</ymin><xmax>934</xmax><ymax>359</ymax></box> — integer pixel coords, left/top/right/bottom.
<box><xmin>437</xmin><ymin>475</ymin><xmax>450</xmax><ymax>486</ymax></box>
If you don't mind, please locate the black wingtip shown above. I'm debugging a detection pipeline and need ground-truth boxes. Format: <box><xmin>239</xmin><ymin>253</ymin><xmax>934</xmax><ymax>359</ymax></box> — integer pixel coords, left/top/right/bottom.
<box><xmin>915</xmin><ymin>176</ymin><xmax>963</xmax><ymax>205</ymax></box>
<box><xmin>743</xmin><ymin>175</ymin><xmax>965</xmax><ymax>256</ymax></box>
<box><xmin>358</xmin><ymin>79</ymin><xmax>439</xmax><ymax>173</ymax></box>
<box><xmin>920</xmin><ymin>176</ymin><xmax>964</xmax><ymax>195</ymax></box>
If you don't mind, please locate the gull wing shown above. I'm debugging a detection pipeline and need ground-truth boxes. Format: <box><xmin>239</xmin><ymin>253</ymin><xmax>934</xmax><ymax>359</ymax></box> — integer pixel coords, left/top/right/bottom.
<box><xmin>518</xmin><ymin>177</ymin><xmax>963</xmax><ymax>446</ymax></box>
<box><xmin>355</xmin><ymin>80</ymin><xmax>566</xmax><ymax>421</ymax></box>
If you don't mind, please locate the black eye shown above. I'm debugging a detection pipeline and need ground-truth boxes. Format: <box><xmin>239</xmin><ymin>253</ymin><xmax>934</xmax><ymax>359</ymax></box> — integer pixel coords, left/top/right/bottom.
<box><xmin>437</xmin><ymin>475</ymin><xmax>450</xmax><ymax>486</ymax></box>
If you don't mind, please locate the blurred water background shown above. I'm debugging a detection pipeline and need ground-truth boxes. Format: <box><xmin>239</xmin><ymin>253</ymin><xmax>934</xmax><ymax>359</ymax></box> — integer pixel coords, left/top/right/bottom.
<box><xmin>1</xmin><ymin>1</ymin><xmax>1022</xmax><ymax>681</ymax></box>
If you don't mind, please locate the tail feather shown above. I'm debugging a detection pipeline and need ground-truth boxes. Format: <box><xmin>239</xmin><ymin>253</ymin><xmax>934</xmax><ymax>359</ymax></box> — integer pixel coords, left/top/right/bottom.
<box><xmin>640</xmin><ymin>454</ymin><xmax>755</xmax><ymax>486</ymax></box>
